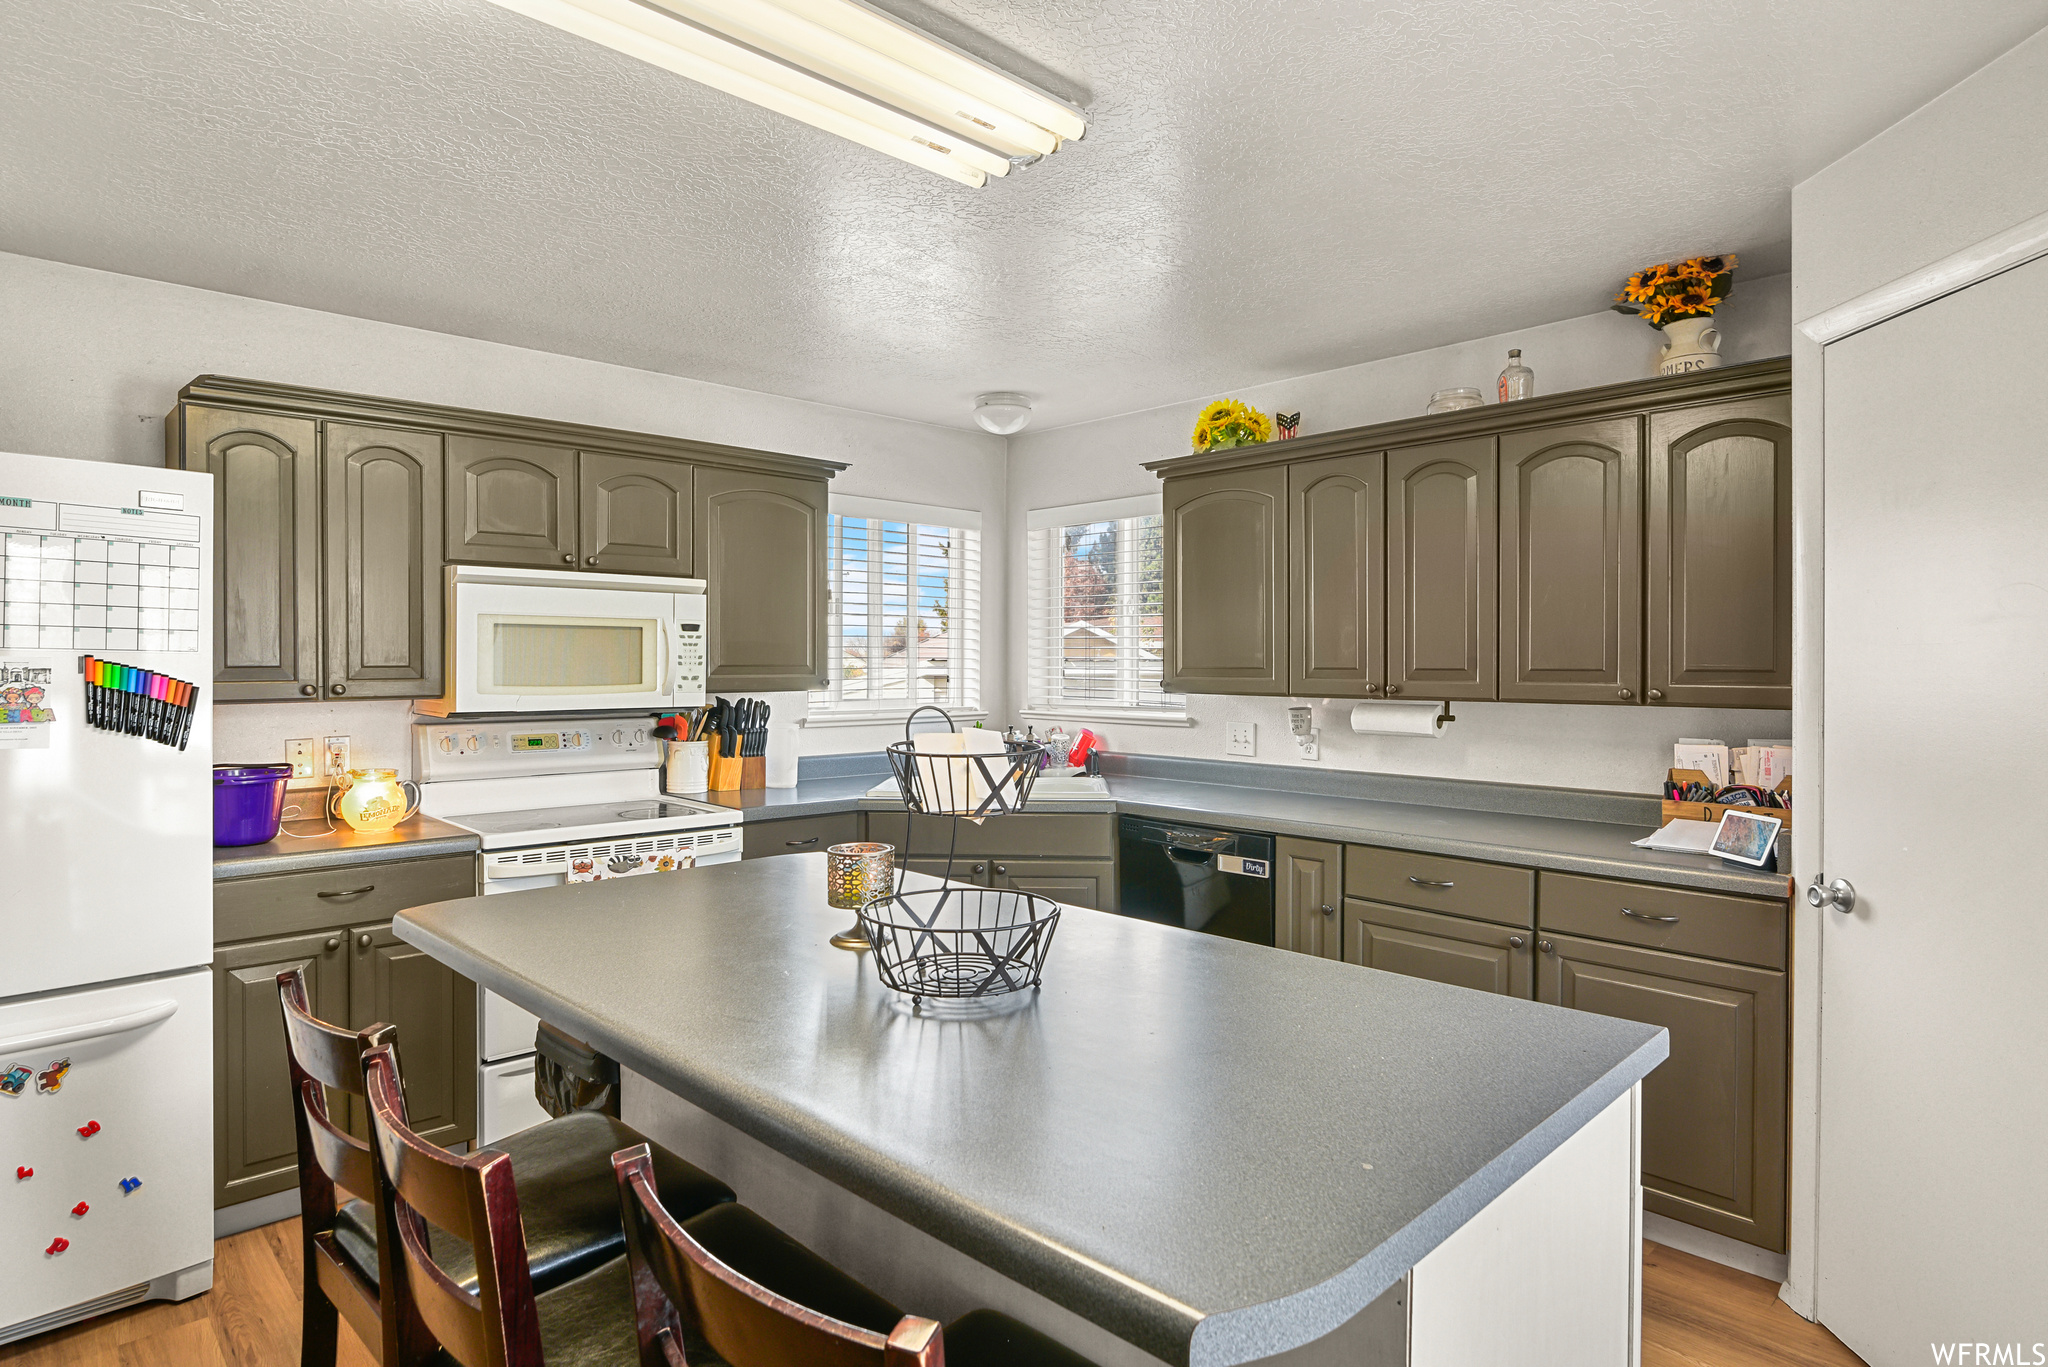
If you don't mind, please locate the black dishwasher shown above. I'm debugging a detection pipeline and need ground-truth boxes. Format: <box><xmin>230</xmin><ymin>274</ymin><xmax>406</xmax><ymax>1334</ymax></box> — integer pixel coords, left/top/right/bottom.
<box><xmin>1116</xmin><ymin>817</ymin><xmax>1274</xmax><ymax>944</ymax></box>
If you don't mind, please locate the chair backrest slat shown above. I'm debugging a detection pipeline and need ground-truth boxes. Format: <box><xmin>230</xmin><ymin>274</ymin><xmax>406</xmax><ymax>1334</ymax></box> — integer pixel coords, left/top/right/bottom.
<box><xmin>613</xmin><ymin>1145</ymin><xmax>940</xmax><ymax>1367</ymax></box>
<box><xmin>364</xmin><ymin>1042</ymin><xmax>546</xmax><ymax>1367</ymax></box>
<box><xmin>300</xmin><ymin>1078</ymin><xmax>378</xmax><ymax>1197</ymax></box>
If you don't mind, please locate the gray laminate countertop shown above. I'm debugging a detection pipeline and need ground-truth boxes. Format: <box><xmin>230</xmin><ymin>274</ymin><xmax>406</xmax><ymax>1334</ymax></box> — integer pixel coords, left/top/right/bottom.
<box><xmin>395</xmin><ymin>855</ymin><xmax>1667</xmax><ymax>1366</ymax></box>
<box><xmin>212</xmin><ymin>812</ymin><xmax>478</xmax><ymax>881</ymax></box>
<box><xmin>707</xmin><ymin>765</ymin><xmax>1788</xmax><ymax>899</ymax></box>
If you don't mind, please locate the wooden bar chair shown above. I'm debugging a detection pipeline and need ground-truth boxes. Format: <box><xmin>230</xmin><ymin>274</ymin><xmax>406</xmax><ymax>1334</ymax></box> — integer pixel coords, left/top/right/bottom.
<box><xmin>612</xmin><ymin>1144</ymin><xmax>1101</xmax><ymax>1367</ymax></box>
<box><xmin>278</xmin><ymin>969</ymin><xmax>735</xmax><ymax>1366</ymax></box>
<box><xmin>364</xmin><ymin>1039</ymin><xmax>644</xmax><ymax>1367</ymax></box>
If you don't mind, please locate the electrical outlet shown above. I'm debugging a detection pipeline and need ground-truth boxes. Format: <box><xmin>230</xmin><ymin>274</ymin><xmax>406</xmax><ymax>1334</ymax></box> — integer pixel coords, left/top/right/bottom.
<box><xmin>285</xmin><ymin>738</ymin><xmax>317</xmax><ymax>786</ymax></box>
<box><xmin>1296</xmin><ymin>730</ymin><xmax>1320</xmax><ymax>762</ymax></box>
<box><xmin>323</xmin><ymin>735</ymin><xmax>350</xmax><ymax>782</ymax></box>
<box><xmin>1226</xmin><ymin>722</ymin><xmax>1256</xmax><ymax>756</ymax></box>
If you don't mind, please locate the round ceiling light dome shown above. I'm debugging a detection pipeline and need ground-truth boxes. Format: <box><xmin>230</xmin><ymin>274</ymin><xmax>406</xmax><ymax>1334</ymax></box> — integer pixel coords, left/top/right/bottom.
<box><xmin>973</xmin><ymin>393</ymin><xmax>1033</xmax><ymax>434</ymax></box>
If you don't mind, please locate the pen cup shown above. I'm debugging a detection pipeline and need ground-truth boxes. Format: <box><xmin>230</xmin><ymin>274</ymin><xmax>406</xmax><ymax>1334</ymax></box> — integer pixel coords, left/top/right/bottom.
<box><xmin>665</xmin><ymin>740</ymin><xmax>710</xmax><ymax>795</ymax></box>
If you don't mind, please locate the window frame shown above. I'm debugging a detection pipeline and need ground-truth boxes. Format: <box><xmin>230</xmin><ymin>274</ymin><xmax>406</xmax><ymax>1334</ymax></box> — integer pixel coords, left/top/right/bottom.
<box><xmin>1024</xmin><ymin>495</ymin><xmax>1189</xmax><ymax>725</ymax></box>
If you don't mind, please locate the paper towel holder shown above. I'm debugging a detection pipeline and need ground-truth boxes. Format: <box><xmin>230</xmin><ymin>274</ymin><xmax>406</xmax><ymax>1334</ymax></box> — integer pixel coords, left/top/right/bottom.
<box><xmin>1434</xmin><ymin>701</ymin><xmax>1456</xmax><ymax>729</ymax></box>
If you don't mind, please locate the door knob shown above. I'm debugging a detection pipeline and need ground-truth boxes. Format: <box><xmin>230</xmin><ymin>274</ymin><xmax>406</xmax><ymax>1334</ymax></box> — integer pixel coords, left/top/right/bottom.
<box><xmin>1538</xmin><ymin>939</ymin><xmax>1555</xmax><ymax>955</ymax></box>
<box><xmin>1362</xmin><ymin>683</ymin><xmax>1378</xmax><ymax>694</ymax></box>
<box><xmin>993</xmin><ymin>864</ymin><xmax>1007</xmax><ymax>876</ymax></box>
<box><xmin>1616</xmin><ymin>688</ymin><xmax>1634</xmax><ymax>700</ymax></box>
<box><xmin>300</xmin><ymin>684</ymin><xmax>317</xmax><ymax>697</ymax></box>
<box><xmin>1383</xmin><ymin>684</ymin><xmax>1400</xmax><ymax>695</ymax></box>
<box><xmin>1805</xmin><ymin>876</ymin><xmax>1857</xmax><ymax>913</ymax></box>
<box><xmin>1647</xmin><ymin>689</ymin><xmax>1663</xmax><ymax>701</ymax></box>
<box><xmin>563</xmin><ymin>554</ymin><xmax>575</xmax><ymax>563</ymax></box>
<box><xmin>325</xmin><ymin>937</ymin><xmax>340</xmax><ymax>951</ymax></box>
<box><xmin>1321</xmin><ymin>904</ymin><xmax>1335</xmax><ymax>917</ymax></box>
<box><xmin>357</xmin><ymin>934</ymin><xmax>372</xmax><ymax>948</ymax></box>
<box><xmin>330</xmin><ymin>684</ymin><xmax>347</xmax><ymax>696</ymax></box>
<box><xmin>1507</xmin><ymin>934</ymin><xmax>1526</xmax><ymax>948</ymax></box>
<box><xmin>972</xmin><ymin>863</ymin><xmax>986</xmax><ymax>874</ymax></box>
<box><xmin>586</xmin><ymin>557</ymin><xmax>599</xmax><ymax>566</ymax></box>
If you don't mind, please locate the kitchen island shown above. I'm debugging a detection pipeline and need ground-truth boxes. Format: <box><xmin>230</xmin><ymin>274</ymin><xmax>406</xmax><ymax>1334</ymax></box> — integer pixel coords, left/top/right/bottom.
<box><xmin>395</xmin><ymin>854</ymin><xmax>1667</xmax><ymax>1367</ymax></box>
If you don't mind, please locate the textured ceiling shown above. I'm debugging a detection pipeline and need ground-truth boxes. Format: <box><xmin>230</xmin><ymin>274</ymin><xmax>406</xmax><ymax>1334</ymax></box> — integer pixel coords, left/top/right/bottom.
<box><xmin>0</xmin><ymin>0</ymin><xmax>1797</xmax><ymax>431</ymax></box>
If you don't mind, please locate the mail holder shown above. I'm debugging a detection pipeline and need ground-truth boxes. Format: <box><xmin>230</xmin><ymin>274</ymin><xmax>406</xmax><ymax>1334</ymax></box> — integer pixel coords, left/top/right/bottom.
<box><xmin>1661</xmin><ymin>768</ymin><xmax>1793</xmax><ymax>829</ymax></box>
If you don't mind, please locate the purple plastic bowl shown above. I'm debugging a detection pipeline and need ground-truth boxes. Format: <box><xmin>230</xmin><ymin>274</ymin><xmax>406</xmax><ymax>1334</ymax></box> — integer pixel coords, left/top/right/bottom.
<box><xmin>214</xmin><ymin>763</ymin><xmax>296</xmax><ymax>847</ymax></box>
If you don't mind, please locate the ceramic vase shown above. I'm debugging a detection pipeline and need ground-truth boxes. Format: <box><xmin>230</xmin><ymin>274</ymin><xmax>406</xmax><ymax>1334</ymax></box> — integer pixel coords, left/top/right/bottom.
<box><xmin>1658</xmin><ymin>315</ymin><xmax>1724</xmax><ymax>376</ymax></box>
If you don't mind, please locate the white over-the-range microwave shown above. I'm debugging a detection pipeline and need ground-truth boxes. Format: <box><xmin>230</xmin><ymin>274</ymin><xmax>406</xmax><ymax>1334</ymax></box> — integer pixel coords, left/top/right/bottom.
<box><xmin>416</xmin><ymin>564</ymin><xmax>707</xmax><ymax>716</ymax></box>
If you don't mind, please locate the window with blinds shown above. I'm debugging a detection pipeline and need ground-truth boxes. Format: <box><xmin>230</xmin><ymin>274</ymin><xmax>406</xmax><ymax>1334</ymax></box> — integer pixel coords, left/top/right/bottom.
<box><xmin>810</xmin><ymin>496</ymin><xmax>980</xmax><ymax>718</ymax></box>
<box><xmin>1026</xmin><ymin>497</ymin><xmax>1184</xmax><ymax>716</ymax></box>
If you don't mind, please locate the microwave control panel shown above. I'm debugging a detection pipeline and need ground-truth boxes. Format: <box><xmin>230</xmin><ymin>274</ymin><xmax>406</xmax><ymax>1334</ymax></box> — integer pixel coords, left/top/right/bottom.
<box><xmin>674</xmin><ymin>614</ymin><xmax>706</xmax><ymax>701</ymax></box>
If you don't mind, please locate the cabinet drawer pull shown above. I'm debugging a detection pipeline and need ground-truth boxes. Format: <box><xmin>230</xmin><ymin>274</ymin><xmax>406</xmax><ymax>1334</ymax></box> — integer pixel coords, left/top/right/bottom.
<box><xmin>317</xmin><ymin>885</ymin><xmax>376</xmax><ymax>899</ymax></box>
<box><xmin>1407</xmin><ymin>876</ymin><xmax>1455</xmax><ymax>889</ymax></box>
<box><xmin>1620</xmin><ymin>907</ymin><xmax>1680</xmax><ymax>924</ymax></box>
<box><xmin>785</xmin><ymin>837</ymin><xmax>820</xmax><ymax>847</ymax></box>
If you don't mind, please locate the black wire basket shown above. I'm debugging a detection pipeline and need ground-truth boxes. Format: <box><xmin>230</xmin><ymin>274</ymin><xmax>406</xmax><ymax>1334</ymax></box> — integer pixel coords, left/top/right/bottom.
<box><xmin>856</xmin><ymin>883</ymin><xmax>1060</xmax><ymax>1004</ymax></box>
<box><xmin>884</xmin><ymin>706</ymin><xmax>1046</xmax><ymax>817</ymax></box>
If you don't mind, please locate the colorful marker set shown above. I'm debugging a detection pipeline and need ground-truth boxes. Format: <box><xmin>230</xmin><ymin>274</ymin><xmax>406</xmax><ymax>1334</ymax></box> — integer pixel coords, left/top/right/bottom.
<box><xmin>78</xmin><ymin>656</ymin><xmax>198</xmax><ymax>750</ymax></box>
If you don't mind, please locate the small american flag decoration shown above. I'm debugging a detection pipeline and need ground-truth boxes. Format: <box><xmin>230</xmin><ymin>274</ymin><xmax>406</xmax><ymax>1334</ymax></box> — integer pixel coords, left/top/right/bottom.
<box><xmin>1275</xmin><ymin>412</ymin><xmax>1301</xmax><ymax>440</ymax></box>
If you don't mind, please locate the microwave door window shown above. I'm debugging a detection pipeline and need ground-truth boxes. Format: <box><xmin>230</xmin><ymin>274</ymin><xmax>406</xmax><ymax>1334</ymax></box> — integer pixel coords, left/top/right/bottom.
<box><xmin>478</xmin><ymin>615</ymin><xmax>658</xmax><ymax>695</ymax></box>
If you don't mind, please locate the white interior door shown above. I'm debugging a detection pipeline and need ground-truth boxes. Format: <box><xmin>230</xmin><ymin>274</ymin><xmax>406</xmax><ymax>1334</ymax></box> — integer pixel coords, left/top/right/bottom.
<box><xmin>1816</xmin><ymin>252</ymin><xmax>2048</xmax><ymax>1360</ymax></box>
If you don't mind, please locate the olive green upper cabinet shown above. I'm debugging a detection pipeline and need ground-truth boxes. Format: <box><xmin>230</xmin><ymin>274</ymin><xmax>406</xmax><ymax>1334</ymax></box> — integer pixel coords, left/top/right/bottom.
<box><xmin>445</xmin><ymin>435</ymin><xmax>578</xmax><ymax>568</ymax></box>
<box><xmin>1499</xmin><ymin>418</ymin><xmax>1642</xmax><ymax>703</ymax></box>
<box><xmin>177</xmin><ymin>406</ymin><xmax>322</xmax><ymax>700</ymax></box>
<box><xmin>1386</xmin><ymin>438</ymin><xmax>1497</xmax><ymax>700</ymax></box>
<box><xmin>696</xmin><ymin>466</ymin><xmax>827</xmax><ymax>691</ymax></box>
<box><xmin>1289</xmin><ymin>454</ymin><xmax>1384</xmax><ymax>697</ymax></box>
<box><xmin>1647</xmin><ymin>397</ymin><xmax>1792</xmax><ymax>708</ymax></box>
<box><xmin>578</xmin><ymin>452</ymin><xmax>694</xmax><ymax>577</ymax></box>
<box><xmin>1162</xmin><ymin>465</ymin><xmax>1288</xmax><ymax>694</ymax></box>
<box><xmin>323</xmin><ymin>424</ymin><xmax>444</xmax><ymax>700</ymax></box>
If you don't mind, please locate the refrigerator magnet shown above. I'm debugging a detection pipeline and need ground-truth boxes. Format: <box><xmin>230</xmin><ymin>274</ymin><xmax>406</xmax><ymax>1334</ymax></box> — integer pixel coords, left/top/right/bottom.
<box><xmin>0</xmin><ymin>664</ymin><xmax>55</xmax><ymax>750</ymax></box>
<box><xmin>119</xmin><ymin>1177</ymin><xmax>141</xmax><ymax>1194</ymax></box>
<box><xmin>15</xmin><ymin>1167</ymin><xmax>31</xmax><ymax>1181</ymax></box>
<box><xmin>75</xmin><ymin>1120</ymin><xmax>100</xmax><ymax>1138</ymax></box>
<box><xmin>44</xmin><ymin>1238</ymin><xmax>68</xmax><ymax>1256</ymax></box>
<box><xmin>36</xmin><ymin>1058</ymin><xmax>69</xmax><ymax>1093</ymax></box>
<box><xmin>71</xmin><ymin>1202</ymin><xmax>88</xmax><ymax>1217</ymax></box>
<box><xmin>0</xmin><ymin>1064</ymin><xmax>29</xmax><ymax>1097</ymax></box>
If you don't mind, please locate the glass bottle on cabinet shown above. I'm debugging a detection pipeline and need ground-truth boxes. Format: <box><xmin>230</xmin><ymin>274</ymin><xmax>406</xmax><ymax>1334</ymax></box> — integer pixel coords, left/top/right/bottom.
<box><xmin>1498</xmin><ymin>349</ymin><xmax>1535</xmax><ymax>402</ymax></box>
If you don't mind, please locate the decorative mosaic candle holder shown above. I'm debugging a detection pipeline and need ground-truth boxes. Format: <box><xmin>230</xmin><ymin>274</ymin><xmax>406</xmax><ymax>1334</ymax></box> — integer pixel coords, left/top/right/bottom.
<box><xmin>825</xmin><ymin>842</ymin><xmax>895</xmax><ymax>950</ymax></box>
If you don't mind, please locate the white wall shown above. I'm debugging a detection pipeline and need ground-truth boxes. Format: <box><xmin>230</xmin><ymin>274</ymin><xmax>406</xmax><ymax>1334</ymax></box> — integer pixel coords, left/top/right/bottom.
<box><xmin>1004</xmin><ymin>274</ymin><xmax>1793</xmax><ymax>795</ymax></box>
<box><xmin>0</xmin><ymin>250</ymin><xmax>1007</xmax><ymax>773</ymax></box>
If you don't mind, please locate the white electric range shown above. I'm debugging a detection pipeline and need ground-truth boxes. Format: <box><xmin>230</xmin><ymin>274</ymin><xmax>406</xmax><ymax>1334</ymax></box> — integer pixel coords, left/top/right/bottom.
<box><xmin>413</xmin><ymin>715</ymin><xmax>741</xmax><ymax>1142</ymax></box>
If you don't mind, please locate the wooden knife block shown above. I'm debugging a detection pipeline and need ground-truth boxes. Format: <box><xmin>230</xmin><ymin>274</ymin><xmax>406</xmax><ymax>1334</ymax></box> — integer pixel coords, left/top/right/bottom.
<box><xmin>707</xmin><ymin>734</ymin><xmax>745</xmax><ymax>792</ymax></box>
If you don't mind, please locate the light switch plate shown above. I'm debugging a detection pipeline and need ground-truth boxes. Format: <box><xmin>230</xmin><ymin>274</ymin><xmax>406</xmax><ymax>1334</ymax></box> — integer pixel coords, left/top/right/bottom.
<box><xmin>1226</xmin><ymin>722</ymin><xmax>1256</xmax><ymax>756</ymax></box>
<box><xmin>285</xmin><ymin>738</ymin><xmax>317</xmax><ymax>786</ymax></box>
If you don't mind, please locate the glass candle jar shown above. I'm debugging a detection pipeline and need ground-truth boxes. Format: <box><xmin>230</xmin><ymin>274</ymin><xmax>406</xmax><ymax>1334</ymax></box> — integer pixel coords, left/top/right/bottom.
<box><xmin>330</xmin><ymin>768</ymin><xmax>421</xmax><ymax>833</ymax></box>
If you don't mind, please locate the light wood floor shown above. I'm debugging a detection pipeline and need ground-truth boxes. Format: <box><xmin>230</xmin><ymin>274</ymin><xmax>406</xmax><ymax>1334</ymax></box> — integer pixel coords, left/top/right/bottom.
<box><xmin>0</xmin><ymin>1226</ymin><xmax>1864</xmax><ymax>1367</ymax></box>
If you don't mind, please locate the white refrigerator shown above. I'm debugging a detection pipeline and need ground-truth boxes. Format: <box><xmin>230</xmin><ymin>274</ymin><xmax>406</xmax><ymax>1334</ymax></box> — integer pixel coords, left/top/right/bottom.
<box><xmin>0</xmin><ymin>450</ymin><xmax>215</xmax><ymax>1345</ymax></box>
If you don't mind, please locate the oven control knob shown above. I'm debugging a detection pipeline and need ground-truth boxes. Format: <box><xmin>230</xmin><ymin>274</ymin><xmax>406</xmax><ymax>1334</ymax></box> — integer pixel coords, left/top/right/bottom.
<box><xmin>634</xmin><ymin>728</ymin><xmax>646</xmax><ymax>744</ymax></box>
<box><xmin>464</xmin><ymin>735</ymin><xmax>480</xmax><ymax>753</ymax></box>
<box><xmin>612</xmin><ymin>729</ymin><xmax>624</xmax><ymax>746</ymax></box>
<box><xmin>438</xmin><ymin>736</ymin><xmax>454</xmax><ymax>755</ymax></box>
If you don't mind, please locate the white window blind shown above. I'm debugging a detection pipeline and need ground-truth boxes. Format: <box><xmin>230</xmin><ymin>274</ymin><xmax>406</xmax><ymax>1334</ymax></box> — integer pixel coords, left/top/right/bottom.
<box><xmin>1027</xmin><ymin>499</ymin><xmax>1184</xmax><ymax>716</ymax></box>
<box><xmin>810</xmin><ymin>497</ymin><xmax>980</xmax><ymax>718</ymax></box>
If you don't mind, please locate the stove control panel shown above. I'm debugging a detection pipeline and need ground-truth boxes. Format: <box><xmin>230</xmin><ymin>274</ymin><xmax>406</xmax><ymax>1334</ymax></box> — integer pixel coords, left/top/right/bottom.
<box><xmin>414</xmin><ymin>717</ymin><xmax>656</xmax><ymax>781</ymax></box>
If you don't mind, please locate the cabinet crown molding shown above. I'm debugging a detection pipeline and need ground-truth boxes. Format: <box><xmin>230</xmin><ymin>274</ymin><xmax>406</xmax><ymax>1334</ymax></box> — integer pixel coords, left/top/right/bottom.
<box><xmin>174</xmin><ymin>375</ymin><xmax>848</xmax><ymax>481</ymax></box>
<box><xmin>1145</xmin><ymin>357</ymin><xmax>1789</xmax><ymax>479</ymax></box>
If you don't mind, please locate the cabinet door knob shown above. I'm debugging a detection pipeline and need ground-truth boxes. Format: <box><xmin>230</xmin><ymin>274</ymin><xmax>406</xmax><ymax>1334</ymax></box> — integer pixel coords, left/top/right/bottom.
<box><xmin>1321</xmin><ymin>904</ymin><xmax>1335</xmax><ymax>917</ymax></box>
<box><xmin>993</xmin><ymin>864</ymin><xmax>1007</xmax><ymax>876</ymax></box>
<box><xmin>299</xmin><ymin>684</ymin><xmax>317</xmax><ymax>697</ymax></box>
<box><xmin>586</xmin><ymin>556</ymin><xmax>599</xmax><ymax>566</ymax></box>
<box><xmin>1384</xmin><ymin>684</ymin><xmax>1400</xmax><ymax>696</ymax></box>
<box><xmin>1507</xmin><ymin>934</ymin><xmax>1526</xmax><ymax>948</ymax></box>
<box><xmin>325</xmin><ymin>937</ymin><xmax>340</xmax><ymax>951</ymax></box>
<box><xmin>1647</xmin><ymin>689</ymin><xmax>1663</xmax><ymax>701</ymax></box>
<box><xmin>563</xmin><ymin>554</ymin><xmax>575</xmax><ymax>564</ymax></box>
<box><xmin>1538</xmin><ymin>939</ymin><xmax>1555</xmax><ymax>955</ymax></box>
<box><xmin>357</xmin><ymin>934</ymin><xmax>373</xmax><ymax>948</ymax></box>
<box><xmin>973</xmin><ymin>863</ymin><xmax>986</xmax><ymax>874</ymax></box>
<box><xmin>1362</xmin><ymin>683</ymin><xmax>1378</xmax><ymax>694</ymax></box>
<box><xmin>1616</xmin><ymin>688</ymin><xmax>1633</xmax><ymax>700</ymax></box>
<box><xmin>331</xmin><ymin>684</ymin><xmax>347</xmax><ymax>696</ymax></box>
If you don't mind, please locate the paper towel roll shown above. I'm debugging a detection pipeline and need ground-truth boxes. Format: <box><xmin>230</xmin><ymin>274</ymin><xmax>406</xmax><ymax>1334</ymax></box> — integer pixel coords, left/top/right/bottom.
<box><xmin>762</xmin><ymin>691</ymin><xmax>807</xmax><ymax>788</ymax></box>
<box><xmin>1349</xmin><ymin>700</ymin><xmax>1447</xmax><ymax>737</ymax></box>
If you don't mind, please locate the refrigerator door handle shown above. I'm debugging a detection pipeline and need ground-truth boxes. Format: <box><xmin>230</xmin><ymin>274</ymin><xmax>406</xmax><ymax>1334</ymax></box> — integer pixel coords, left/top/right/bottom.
<box><xmin>0</xmin><ymin>999</ymin><xmax>179</xmax><ymax>1055</ymax></box>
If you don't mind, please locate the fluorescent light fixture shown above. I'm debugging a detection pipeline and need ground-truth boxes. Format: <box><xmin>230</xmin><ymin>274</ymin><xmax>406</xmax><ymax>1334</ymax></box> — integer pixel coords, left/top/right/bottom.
<box><xmin>483</xmin><ymin>0</ymin><xmax>1085</xmax><ymax>187</ymax></box>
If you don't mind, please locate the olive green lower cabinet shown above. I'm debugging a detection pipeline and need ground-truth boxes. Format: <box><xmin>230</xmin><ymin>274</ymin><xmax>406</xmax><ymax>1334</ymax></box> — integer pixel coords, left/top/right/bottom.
<box><xmin>212</xmin><ymin>855</ymin><xmax>477</xmax><ymax>1211</ymax></box>
<box><xmin>866</xmin><ymin>811</ymin><xmax>1116</xmax><ymax>913</ymax></box>
<box><xmin>740</xmin><ymin>811</ymin><xmax>864</xmax><ymax>859</ymax></box>
<box><xmin>1538</xmin><ymin>931</ymin><xmax>1787</xmax><ymax>1251</ymax></box>
<box><xmin>1273</xmin><ymin>837</ymin><xmax>1343</xmax><ymax>958</ymax></box>
<box><xmin>1343</xmin><ymin>900</ymin><xmax>1533</xmax><ymax>997</ymax></box>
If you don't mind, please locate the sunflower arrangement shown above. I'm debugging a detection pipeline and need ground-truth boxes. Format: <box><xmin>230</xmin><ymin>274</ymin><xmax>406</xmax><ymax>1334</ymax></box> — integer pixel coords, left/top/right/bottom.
<box><xmin>1612</xmin><ymin>254</ymin><xmax>1739</xmax><ymax>328</ymax></box>
<box><xmin>1192</xmin><ymin>398</ymin><xmax>1273</xmax><ymax>452</ymax></box>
